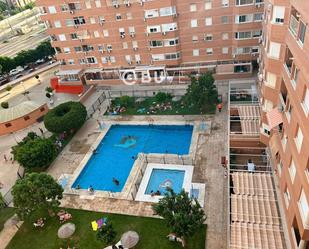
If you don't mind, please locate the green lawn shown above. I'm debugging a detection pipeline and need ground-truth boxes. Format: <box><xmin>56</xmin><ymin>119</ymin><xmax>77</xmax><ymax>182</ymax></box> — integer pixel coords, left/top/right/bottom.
<box><xmin>7</xmin><ymin>208</ymin><xmax>206</xmax><ymax>249</ymax></box>
<box><xmin>0</xmin><ymin>208</ymin><xmax>16</xmax><ymax>231</ymax></box>
<box><xmin>106</xmin><ymin>97</ymin><xmax>216</xmax><ymax>116</ymax></box>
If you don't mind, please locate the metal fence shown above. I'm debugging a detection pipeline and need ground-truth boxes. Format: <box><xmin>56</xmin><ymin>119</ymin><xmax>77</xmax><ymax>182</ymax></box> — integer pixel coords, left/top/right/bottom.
<box><xmin>86</xmin><ymin>91</ymin><xmax>107</xmax><ymax>119</ymax></box>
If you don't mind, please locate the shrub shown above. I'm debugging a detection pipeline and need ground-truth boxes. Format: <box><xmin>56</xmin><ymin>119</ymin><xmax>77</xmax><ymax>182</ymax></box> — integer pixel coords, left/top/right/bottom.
<box><xmin>1</xmin><ymin>101</ymin><xmax>8</xmax><ymax>109</ymax></box>
<box><xmin>45</xmin><ymin>86</ymin><xmax>53</xmax><ymax>93</ymax></box>
<box><xmin>5</xmin><ymin>85</ymin><xmax>12</xmax><ymax>91</ymax></box>
<box><xmin>96</xmin><ymin>221</ymin><xmax>116</xmax><ymax>244</ymax></box>
<box><xmin>44</xmin><ymin>101</ymin><xmax>87</xmax><ymax>134</ymax></box>
<box><xmin>119</xmin><ymin>95</ymin><xmax>135</xmax><ymax>108</ymax></box>
<box><xmin>12</xmin><ymin>136</ymin><xmax>57</xmax><ymax>169</ymax></box>
<box><xmin>155</xmin><ymin>92</ymin><xmax>172</xmax><ymax>103</ymax></box>
<box><xmin>46</xmin><ymin>92</ymin><xmax>51</xmax><ymax>98</ymax></box>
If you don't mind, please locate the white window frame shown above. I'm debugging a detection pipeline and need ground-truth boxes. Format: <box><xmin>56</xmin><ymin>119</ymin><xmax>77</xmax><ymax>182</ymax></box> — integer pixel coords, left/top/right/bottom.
<box><xmin>301</xmin><ymin>88</ymin><xmax>309</xmax><ymax>116</ymax></box>
<box><xmin>294</xmin><ymin>126</ymin><xmax>303</xmax><ymax>153</ymax></box>
<box><xmin>190</xmin><ymin>4</ymin><xmax>197</xmax><ymax>12</ymax></box>
<box><xmin>191</xmin><ymin>19</ymin><xmax>198</xmax><ymax>28</ymax></box>
<box><xmin>298</xmin><ymin>189</ymin><xmax>309</xmax><ymax>228</ymax></box>
<box><xmin>289</xmin><ymin>160</ymin><xmax>296</xmax><ymax>183</ymax></box>
<box><xmin>193</xmin><ymin>49</ymin><xmax>199</xmax><ymax>56</ymax></box>
<box><xmin>205</xmin><ymin>17</ymin><xmax>212</xmax><ymax>26</ymax></box>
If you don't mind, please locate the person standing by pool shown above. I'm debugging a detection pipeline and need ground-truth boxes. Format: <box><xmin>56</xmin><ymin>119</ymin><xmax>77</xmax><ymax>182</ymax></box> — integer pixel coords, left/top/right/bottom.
<box><xmin>112</xmin><ymin>177</ymin><xmax>120</xmax><ymax>186</ymax></box>
<box><xmin>88</xmin><ymin>185</ymin><xmax>94</xmax><ymax>193</ymax></box>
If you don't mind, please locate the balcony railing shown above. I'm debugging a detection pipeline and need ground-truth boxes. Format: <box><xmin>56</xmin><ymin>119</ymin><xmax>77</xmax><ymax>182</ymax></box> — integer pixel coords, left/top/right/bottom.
<box><xmin>289</xmin><ymin>15</ymin><xmax>299</xmax><ymax>37</ymax></box>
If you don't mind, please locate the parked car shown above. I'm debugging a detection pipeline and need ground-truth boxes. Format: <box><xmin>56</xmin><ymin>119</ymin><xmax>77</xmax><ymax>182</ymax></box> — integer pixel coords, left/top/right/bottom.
<box><xmin>9</xmin><ymin>67</ymin><xmax>23</xmax><ymax>76</ymax></box>
<box><xmin>0</xmin><ymin>75</ymin><xmax>10</xmax><ymax>86</ymax></box>
<box><xmin>27</xmin><ymin>68</ymin><xmax>36</xmax><ymax>73</ymax></box>
<box><xmin>14</xmin><ymin>74</ymin><xmax>23</xmax><ymax>79</ymax></box>
<box><xmin>35</xmin><ymin>58</ymin><xmax>45</xmax><ymax>65</ymax></box>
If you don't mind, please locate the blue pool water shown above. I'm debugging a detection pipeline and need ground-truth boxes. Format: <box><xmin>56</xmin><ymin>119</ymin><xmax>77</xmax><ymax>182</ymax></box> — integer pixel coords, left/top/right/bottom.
<box><xmin>72</xmin><ymin>125</ymin><xmax>193</xmax><ymax>192</ymax></box>
<box><xmin>145</xmin><ymin>169</ymin><xmax>185</xmax><ymax>195</ymax></box>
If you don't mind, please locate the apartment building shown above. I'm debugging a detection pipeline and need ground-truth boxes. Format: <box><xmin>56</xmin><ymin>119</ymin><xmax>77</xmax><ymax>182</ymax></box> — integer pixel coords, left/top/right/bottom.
<box><xmin>259</xmin><ymin>0</ymin><xmax>309</xmax><ymax>249</ymax></box>
<box><xmin>37</xmin><ymin>0</ymin><xmax>264</xmax><ymax>86</ymax></box>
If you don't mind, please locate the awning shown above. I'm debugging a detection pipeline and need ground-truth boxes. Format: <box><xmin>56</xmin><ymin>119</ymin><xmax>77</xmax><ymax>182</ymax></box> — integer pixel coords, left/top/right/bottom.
<box><xmin>56</xmin><ymin>69</ymin><xmax>81</xmax><ymax>76</ymax></box>
<box><xmin>84</xmin><ymin>68</ymin><xmax>102</xmax><ymax>73</ymax></box>
<box><xmin>267</xmin><ymin>108</ymin><xmax>283</xmax><ymax>130</ymax></box>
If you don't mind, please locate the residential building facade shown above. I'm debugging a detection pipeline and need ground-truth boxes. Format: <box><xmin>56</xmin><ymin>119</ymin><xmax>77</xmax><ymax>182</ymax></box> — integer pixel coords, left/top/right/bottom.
<box><xmin>37</xmin><ymin>0</ymin><xmax>264</xmax><ymax>86</ymax></box>
<box><xmin>259</xmin><ymin>0</ymin><xmax>309</xmax><ymax>249</ymax></box>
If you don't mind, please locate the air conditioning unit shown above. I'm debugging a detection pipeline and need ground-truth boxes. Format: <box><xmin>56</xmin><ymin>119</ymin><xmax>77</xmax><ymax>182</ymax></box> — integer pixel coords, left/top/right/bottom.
<box><xmin>130</xmin><ymin>33</ymin><xmax>135</xmax><ymax>37</ymax></box>
<box><xmin>128</xmin><ymin>61</ymin><xmax>132</xmax><ymax>65</ymax></box>
<box><xmin>126</xmin><ymin>2</ymin><xmax>131</xmax><ymax>7</ymax></box>
<box><xmin>120</xmin><ymin>34</ymin><xmax>125</xmax><ymax>38</ymax></box>
<box><xmin>70</xmin><ymin>10</ymin><xmax>74</xmax><ymax>14</ymax></box>
<box><xmin>173</xmin><ymin>13</ymin><xmax>178</xmax><ymax>18</ymax></box>
<box><xmin>162</xmin><ymin>32</ymin><xmax>167</xmax><ymax>36</ymax></box>
<box><xmin>99</xmin><ymin>50</ymin><xmax>104</xmax><ymax>54</ymax></box>
<box><xmin>74</xmin><ymin>25</ymin><xmax>78</xmax><ymax>28</ymax></box>
<box><xmin>136</xmin><ymin>60</ymin><xmax>141</xmax><ymax>64</ymax></box>
<box><xmin>145</xmin><ymin>32</ymin><xmax>149</xmax><ymax>36</ymax></box>
<box><xmin>133</xmin><ymin>47</ymin><xmax>138</xmax><ymax>51</ymax></box>
<box><xmin>140</xmin><ymin>0</ymin><xmax>143</xmax><ymax>6</ymax></box>
<box><xmin>107</xmin><ymin>49</ymin><xmax>111</xmax><ymax>53</ymax></box>
<box><xmin>113</xmin><ymin>4</ymin><xmax>119</xmax><ymax>8</ymax></box>
<box><xmin>232</xmin><ymin>54</ymin><xmax>236</xmax><ymax>58</ymax></box>
<box><xmin>255</xmin><ymin>3</ymin><xmax>261</xmax><ymax>8</ymax></box>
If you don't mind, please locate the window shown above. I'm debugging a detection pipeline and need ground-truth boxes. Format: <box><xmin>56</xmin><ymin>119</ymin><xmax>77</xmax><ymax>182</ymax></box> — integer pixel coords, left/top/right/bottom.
<box><xmin>149</xmin><ymin>40</ymin><xmax>163</xmax><ymax>47</ymax></box>
<box><xmin>262</xmin><ymin>123</ymin><xmax>270</xmax><ymax>136</ymax></box>
<box><xmin>205</xmin><ymin>34</ymin><xmax>213</xmax><ymax>41</ymax></box>
<box><xmin>94</xmin><ymin>31</ymin><xmax>100</xmax><ymax>38</ymax></box>
<box><xmin>190</xmin><ymin>4</ymin><xmax>197</xmax><ymax>12</ymax></box>
<box><xmin>58</xmin><ymin>34</ymin><xmax>66</xmax><ymax>41</ymax></box>
<box><xmin>119</xmin><ymin>27</ymin><xmax>125</xmax><ymax>37</ymax></box>
<box><xmin>263</xmin><ymin>99</ymin><xmax>273</xmax><ymax>112</ymax></box>
<box><xmin>116</xmin><ymin>13</ymin><xmax>122</xmax><ymax>20</ymax></box>
<box><xmin>135</xmin><ymin>54</ymin><xmax>141</xmax><ymax>63</ymax></box>
<box><xmin>110</xmin><ymin>56</ymin><xmax>116</xmax><ymax>63</ymax></box>
<box><xmin>161</xmin><ymin>23</ymin><xmax>177</xmax><ymax>32</ymax></box>
<box><xmin>222</xmin><ymin>47</ymin><xmax>229</xmax><ymax>54</ymax></box>
<box><xmin>129</xmin><ymin>26</ymin><xmax>135</xmax><ymax>35</ymax></box>
<box><xmin>90</xmin><ymin>17</ymin><xmax>96</xmax><ymax>24</ymax></box>
<box><xmin>5</xmin><ymin>123</ymin><xmax>12</xmax><ymax>128</ymax></box>
<box><xmin>302</xmin><ymin>88</ymin><xmax>309</xmax><ymax>115</ymax></box>
<box><xmin>152</xmin><ymin>54</ymin><xmax>165</xmax><ymax>61</ymax></box>
<box><xmin>107</xmin><ymin>45</ymin><xmax>112</xmax><ymax>52</ymax></box>
<box><xmin>123</xmin><ymin>42</ymin><xmax>128</xmax><ymax>49</ymax></box>
<box><xmin>236</xmin><ymin>0</ymin><xmax>253</xmax><ymax>6</ymax></box>
<box><xmin>272</xmin><ymin>6</ymin><xmax>285</xmax><ymax>24</ymax></box>
<box><xmin>254</xmin><ymin>13</ymin><xmax>263</xmax><ymax>21</ymax></box>
<box><xmin>70</xmin><ymin>33</ymin><xmax>78</xmax><ymax>39</ymax></box>
<box><xmin>99</xmin><ymin>16</ymin><xmax>105</xmax><ymax>24</ymax></box>
<box><xmin>284</xmin><ymin>187</ymin><xmax>291</xmax><ymax>208</ymax></box>
<box><xmin>205</xmin><ymin>17</ymin><xmax>212</xmax><ymax>26</ymax></box>
<box><xmin>145</xmin><ymin>9</ymin><xmax>159</xmax><ymax>18</ymax></box>
<box><xmin>192</xmin><ymin>35</ymin><xmax>198</xmax><ymax>42</ymax></box>
<box><xmin>252</xmin><ymin>30</ymin><xmax>262</xmax><ymax>38</ymax></box>
<box><xmin>159</xmin><ymin>6</ymin><xmax>176</xmax><ymax>16</ymax></box>
<box><xmin>221</xmin><ymin>16</ymin><xmax>228</xmax><ymax>24</ymax></box>
<box><xmin>48</xmin><ymin>6</ymin><xmax>56</xmax><ymax>14</ymax></box>
<box><xmin>101</xmin><ymin>57</ymin><xmax>108</xmax><ymax>64</ymax></box>
<box><xmin>265</xmin><ymin>72</ymin><xmax>277</xmax><ymax>88</ymax></box>
<box><xmin>125</xmin><ymin>55</ymin><xmax>131</xmax><ymax>63</ymax></box>
<box><xmin>235</xmin><ymin>31</ymin><xmax>251</xmax><ymax>39</ymax></box>
<box><xmin>222</xmin><ymin>33</ymin><xmax>229</xmax><ymax>40</ymax></box>
<box><xmin>205</xmin><ymin>2</ymin><xmax>212</xmax><ymax>10</ymax></box>
<box><xmin>61</xmin><ymin>4</ymin><xmax>68</xmax><ymax>11</ymax></box>
<box><xmin>132</xmin><ymin>41</ymin><xmax>138</xmax><ymax>49</ymax></box>
<box><xmin>85</xmin><ymin>1</ymin><xmax>91</xmax><ymax>8</ymax></box>
<box><xmin>63</xmin><ymin>47</ymin><xmax>70</xmax><ymax>54</ymax></box>
<box><xmin>147</xmin><ymin>25</ymin><xmax>161</xmax><ymax>33</ymax></box>
<box><xmin>86</xmin><ymin>57</ymin><xmax>97</xmax><ymax>64</ymax></box>
<box><xmin>65</xmin><ymin>19</ymin><xmax>74</xmax><ymax>27</ymax></box>
<box><xmin>165</xmin><ymin>52</ymin><xmax>180</xmax><ymax>60</ymax></box>
<box><xmin>222</xmin><ymin>0</ymin><xmax>229</xmax><ymax>7</ymax></box>
<box><xmin>79</xmin><ymin>58</ymin><xmax>86</xmax><ymax>64</ymax></box>
<box><xmin>126</xmin><ymin>12</ymin><xmax>132</xmax><ymax>19</ymax></box>
<box><xmin>206</xmin><ymin>48</ymin><xmax>213</xmax><ymax>55</ymax></box>
<box><xmin>191</xmin><ymin>19</ymin><xmax>198</xmax><ymax>28</ymax></box>
<box><xmin>294</xmin><ymin>126</ymin><xmax>303</xmax><ymax>152</ymax></box>
<box><xmin>193</xmin><ymin>49</ymin><xmax>199</xmax><ymax>56</ymax></box>
<box><xmin>54</xmin><ymin>20</ymin><xmax>61</xmax><ymax>28</ymax></box>
<box><xmin>235</xmin><ymin>14</ymin><xmax>253</xmax><ymax>23</ymax></box>
<box><xmin>73</xmin><ymin>16</ymin><xmax>85</xmax><ymax>25</ymax></box>
<box><xmin>298</xmin><ymin>189</ymin><xmax>309</xmax><ymax>227</ymax></box>
<box><xmin>289</xmin><ymin>160</ymin><xmax>296</xmax><ymax>183</ymax></box>
<box><xmin>95</xmin><ymin>0</ymin><xmax>101</xmax><ymax>7</ymax></box>
<box><xmin>103</xmin><ymin>30</ymin><xmax>109</xmax><ymax>37</ymax></box>
<box><xmin>74</xmin><ymin>46</ymin><xmax>82</xmax><ymax>52</ymax></box>
<box><xmin>268</xmin><ymin>42</ymin><xmax>281</xmax><ymax>59</ymax></box>
<box><xmin>298</xmin><ymin>21</ymin><xmax>306</xmax><ymax>45</ymax></box>
<box><xmin>164</xmin><ymin>38</ymin><xmax>179</xmax><ymax>46</ymax></box>
<box><xmin>68</xmin><ymin>59</ymin><xmax>74</xmax><ymax>65</ymax></box>
<box><xmin>24</xmin><ymin>116</ymin><xmax>30</xmax><ymax>121</ymax></box>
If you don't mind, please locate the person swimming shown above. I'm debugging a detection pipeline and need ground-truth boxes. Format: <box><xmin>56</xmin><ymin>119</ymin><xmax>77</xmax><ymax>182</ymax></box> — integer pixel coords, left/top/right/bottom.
<box><xmin>112</xmin><ymin>177</ymin><xmax>120</xmax><ymax>186</ymax></box>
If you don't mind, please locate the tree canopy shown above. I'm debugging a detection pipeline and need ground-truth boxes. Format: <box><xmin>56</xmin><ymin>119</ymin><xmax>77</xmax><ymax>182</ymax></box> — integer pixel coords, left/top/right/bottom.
<box><xmin>12</xmin><ymin>173</ymin><xmax>63</xmax><ymax>219</ymax></box>
<box><xmin>152</xmin><ymin>189</ymin><xmax>206</xmax><ymax>246</ymax></box>
<box><xmin>44</xmin><ymin>101</ymin><xmax>87</xmax><ymax>134</ymax></box>
<box><xmin>183</xmin><ymin>72</ymin><xmax>218</xmax><ymax>113</ymax></box>
<box><xmin>11</xmin><ymin>132</ymin><xmax>57</xmax><ymax>169</ymax></box>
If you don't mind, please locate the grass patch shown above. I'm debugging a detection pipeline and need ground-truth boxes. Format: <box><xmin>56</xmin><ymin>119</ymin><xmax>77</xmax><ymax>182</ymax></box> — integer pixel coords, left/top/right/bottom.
<box><xmin>7</xmin><ymin>208</ymin><xmax>206</xmax><ymax>249</ymax></box>
<box><xmin>106</xmin><ymin>97</ymin><xmax>216</xmax><ymax>116</ymax></box>
<box><xmin>0</xmin><ymin>208</ymin><xmax>16</xmax><ymax>232</ymax></box>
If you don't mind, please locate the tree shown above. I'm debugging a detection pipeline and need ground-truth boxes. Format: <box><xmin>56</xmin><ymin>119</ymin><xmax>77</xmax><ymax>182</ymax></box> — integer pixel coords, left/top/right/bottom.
<box><xmin>12</xmin><ymin>173</ymin><xmax>63</xmax><ymax>219</ymax></box>
<box><xmin>184</xmin><ymin>72</ymin><xmax>218</xmax><ymax>113</ymax></box>
<box><xmin>1</xmin><ymin>101</ymin><xmax>8</xmax><ymax>109</ymax></box>
<box><xmin>44</xmin><ymin>101</ymin><xmax>87</xmax><ymax>134</ymax></box>
<box><xmin>152</xmin><ymin>189</ymin><xmax>206</xmax><ymax>247</ymax></box>
<box><xmin>155</xmin><ymin>92</ymin><xmax>172</xmax><ymax>103</ymax></box>
<box><xmin>96</xmin><ymin>221</ymin><xmax>116</xmax><ymax>244</ymax></box>
<box><xmin>0</xmin><ymin>192</ymin><xmax>6</xmax><ymax>208</ymax></box>
<box><xmin>118</xmin><ymin>95</ymin><xmax>135</xmax><ymax>108</ymax></box>
<box><xmin>11</xmin><ymin>135</ymin><xmax>57</xmax><ymax>169</ymax></box>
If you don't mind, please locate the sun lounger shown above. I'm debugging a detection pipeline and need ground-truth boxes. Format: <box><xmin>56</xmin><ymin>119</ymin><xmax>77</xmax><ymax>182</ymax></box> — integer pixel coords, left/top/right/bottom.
<box><xmin>91</xmin><ymin>221</ymin><xmax>98</xmax><ymax>231</ymax></box>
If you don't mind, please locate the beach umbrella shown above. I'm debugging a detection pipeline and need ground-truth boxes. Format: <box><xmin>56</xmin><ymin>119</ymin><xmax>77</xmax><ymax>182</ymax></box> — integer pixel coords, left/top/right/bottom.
<box><xmin>57</xmin><ymin>223</ymin><xmax>76</xmax><ymax>239</ymax></box>
<box><xmin>121</xmin><ymin>231</ymin><xmax>139</xmax><ymax>248</ymax></box>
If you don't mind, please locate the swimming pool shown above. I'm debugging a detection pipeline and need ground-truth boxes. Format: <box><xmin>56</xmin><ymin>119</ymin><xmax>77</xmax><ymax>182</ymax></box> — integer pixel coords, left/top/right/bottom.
<box><xmin>72</xmin><ymin>125</ymin><xmax>193</xmax><ymax>192</ymax></box>
<box><xmin>145</xmin><ymin>169</ymin><xmax>185</xmax><ymax>195</ymax></box>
